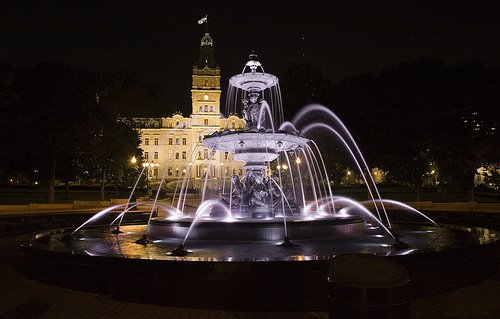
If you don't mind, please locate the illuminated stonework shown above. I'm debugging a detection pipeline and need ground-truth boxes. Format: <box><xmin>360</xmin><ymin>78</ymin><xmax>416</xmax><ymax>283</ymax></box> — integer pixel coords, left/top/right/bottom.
<box><xmin>122</xmin><ymin>33</ymin><xmax>245</xmax><ymax>189</ymax></box>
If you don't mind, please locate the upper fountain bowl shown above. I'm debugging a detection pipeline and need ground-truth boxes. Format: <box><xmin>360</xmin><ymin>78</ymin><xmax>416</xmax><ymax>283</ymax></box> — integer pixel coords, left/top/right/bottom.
<box><xmin>229</xmin><ymin>72</ymin><xmax>279</xmax><ymax>91</ymax></box>
<box><xmin>229</xmin><ymin>53</ymin><xmax>279</xmax><ymax>91</ymax></box>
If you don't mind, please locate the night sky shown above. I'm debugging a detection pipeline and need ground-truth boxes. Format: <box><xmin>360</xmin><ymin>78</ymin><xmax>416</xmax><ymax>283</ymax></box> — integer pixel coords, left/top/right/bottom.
<box><xmin>1</xmin><ymin>0</ymin><xmax>499</xmax><ymax>116</ymax></box>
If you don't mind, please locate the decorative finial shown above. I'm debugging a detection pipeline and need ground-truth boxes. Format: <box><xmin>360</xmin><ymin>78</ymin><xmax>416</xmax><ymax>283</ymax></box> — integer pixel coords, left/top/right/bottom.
<box><xmin>245</xmin><ymin>52</ymin><xmax>262</xmax><ymax>74</ymax></box>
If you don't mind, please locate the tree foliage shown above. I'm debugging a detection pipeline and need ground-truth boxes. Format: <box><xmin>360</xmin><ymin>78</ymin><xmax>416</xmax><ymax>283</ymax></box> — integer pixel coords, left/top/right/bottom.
<box><xmin>0</xmin><ymin>61</ymin><xmax>143</xmax><ymax>203</ymax></box>
<box><xmin>332</xmin><ymin>59</ymin><xmax>500</xmax><ymax>200</ymax></box>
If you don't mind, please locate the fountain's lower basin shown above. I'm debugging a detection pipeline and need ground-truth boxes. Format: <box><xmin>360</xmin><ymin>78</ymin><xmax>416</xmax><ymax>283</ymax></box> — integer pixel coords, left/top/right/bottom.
<box><xmin>17</xmin><ymin>222</ymin><xmax>499</xmax><ymax>311</ymax></box>
<box><xmin>148</xmin><ymin>216</ymin><xmax>365</xmax><ymax>241</ymax></box>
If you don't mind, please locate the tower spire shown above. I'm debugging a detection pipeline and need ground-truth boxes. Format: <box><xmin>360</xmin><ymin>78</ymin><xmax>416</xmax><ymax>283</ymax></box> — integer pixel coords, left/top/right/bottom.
<box><xmin>198</xmin><ymin>33</ymin><xmax>215</xmax><ymax>68</ymax></box>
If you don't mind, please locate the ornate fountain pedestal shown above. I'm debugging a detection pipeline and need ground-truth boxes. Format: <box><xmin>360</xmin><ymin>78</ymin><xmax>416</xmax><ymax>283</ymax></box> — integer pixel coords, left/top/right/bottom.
<box><xmin>203</xmin><ymin>129</ymin><xmax>309</xmax><ymax>218</ymax></box>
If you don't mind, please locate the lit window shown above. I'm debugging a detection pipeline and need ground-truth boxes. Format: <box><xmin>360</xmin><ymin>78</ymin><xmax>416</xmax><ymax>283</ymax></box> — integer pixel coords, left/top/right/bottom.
<box><xmin>154</xmin><ymin>152</ymin><xmax>158</xmax><ymax>160</ymax></box>
<box><xmin>168</xmin><ymin>169</ymin><xmax>172</xmax><ymax>176</ymax></box>
<box><xmin>144</xmin><ymin>138</ymin><xmax>149</xmax><ymax>145</ymax></box>
<box><xmin>204</xmin><ymin>119</ymin><xmax>209</xmax><ymax>126</ymax></box>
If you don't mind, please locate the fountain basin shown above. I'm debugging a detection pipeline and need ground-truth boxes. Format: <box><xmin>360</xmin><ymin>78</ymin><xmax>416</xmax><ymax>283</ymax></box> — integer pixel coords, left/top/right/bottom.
<box><xmin>148</xmin><ymin>216</ymin><xmax>365</xmax><ymax>241</ymax></box>
<box><xmin>17</xmin><ymin>222</ymin><xmax>500</xmax><ymax>311</ymax></box>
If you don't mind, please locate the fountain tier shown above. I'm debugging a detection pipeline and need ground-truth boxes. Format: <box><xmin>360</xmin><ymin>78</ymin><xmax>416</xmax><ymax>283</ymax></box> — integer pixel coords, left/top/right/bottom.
<box><xmin>202</xmin><ymin>130</ymin><xmax>309</xmax><ymax>162</ymax></box>
<box><xmin>148</xmin><ymin>216</ymin><xmax>365</xmax><ymax>241</ymax></box>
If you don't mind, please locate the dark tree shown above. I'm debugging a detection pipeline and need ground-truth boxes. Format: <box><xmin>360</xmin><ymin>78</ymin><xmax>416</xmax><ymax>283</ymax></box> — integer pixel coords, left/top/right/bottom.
<box><xmin>83</xmin><ymin>119</ymin><xmax>142</xmax><ymax>200</ymax></box>
<box><xmin>7</xmin><ymin>62</ymin><xmax>143</xmax><ymax>203</ymax></box>
<box><xmin>331</xmin><ymin>58</ymin><xmax>500</xmax><ymax>200</ymax></box>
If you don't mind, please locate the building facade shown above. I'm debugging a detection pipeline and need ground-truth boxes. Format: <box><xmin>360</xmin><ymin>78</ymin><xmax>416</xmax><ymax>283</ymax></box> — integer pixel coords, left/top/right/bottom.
<box><xmin>123</xmin><ymin>33</ymin><xmax>245</xmax><ymax>190</ymax></box>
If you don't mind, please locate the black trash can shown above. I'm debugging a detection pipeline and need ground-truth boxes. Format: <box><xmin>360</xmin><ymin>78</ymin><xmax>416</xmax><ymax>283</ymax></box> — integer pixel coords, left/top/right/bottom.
<box><xmin>328</xmin><ymin>254</ymin><xmax>411</xmax><ymax>319</ymax></box>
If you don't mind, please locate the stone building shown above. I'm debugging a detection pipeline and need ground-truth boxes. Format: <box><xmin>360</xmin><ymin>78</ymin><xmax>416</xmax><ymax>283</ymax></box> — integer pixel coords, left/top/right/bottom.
<box><xmin>122</xmin><ymin>33</ymin><xmax>245</xmax><ymax>190</ymax></box>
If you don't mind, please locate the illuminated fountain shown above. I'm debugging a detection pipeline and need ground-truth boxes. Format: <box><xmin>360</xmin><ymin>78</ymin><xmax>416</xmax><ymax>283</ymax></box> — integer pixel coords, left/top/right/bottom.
<box><xmin>20</xmin><ymin>54</ymin><xmax>499</xmax><ymax>311</ymax></box>
<box><xmin>145</xmin><ymin>53</ymin><xmax>394</xmax><ymax>253</ymax></box>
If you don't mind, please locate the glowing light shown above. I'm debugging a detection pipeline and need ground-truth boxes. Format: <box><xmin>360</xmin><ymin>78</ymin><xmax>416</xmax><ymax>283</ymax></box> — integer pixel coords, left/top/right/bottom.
<box><xmin>203</xmin><ymin>94</ymin><xmax>209</xmax><ymax>100</ymax></box>
<box><xmin>295</xmin><ymin>158</ymin><xmax>301</xmax><ymax>164</ymax></box>
<box><xmin>130</xmin><ymin>156</ymin><xmax>137</xmax><ymax>164</ymax></box>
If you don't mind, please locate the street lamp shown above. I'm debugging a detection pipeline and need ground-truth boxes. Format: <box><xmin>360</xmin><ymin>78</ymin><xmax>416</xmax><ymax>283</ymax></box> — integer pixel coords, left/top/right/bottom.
<box><xmin>130</xmin><ymin>156</ymin><xmax>137</xmax><ymax>164</ymax></box>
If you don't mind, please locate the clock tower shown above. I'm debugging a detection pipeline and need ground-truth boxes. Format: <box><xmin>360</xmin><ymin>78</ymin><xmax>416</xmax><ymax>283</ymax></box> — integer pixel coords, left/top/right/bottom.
<box><xmin>191</xmin><ymin>33</ymin><xmax>221</xmax><ymax>125</ymax></box>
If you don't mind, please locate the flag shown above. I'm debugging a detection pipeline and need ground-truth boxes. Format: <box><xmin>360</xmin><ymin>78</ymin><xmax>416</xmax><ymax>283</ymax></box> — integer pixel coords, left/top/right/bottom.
<box><xmin>197</xmin><ymin>15</ymin><xmax>207</xmax><ymax>24</ymax></box>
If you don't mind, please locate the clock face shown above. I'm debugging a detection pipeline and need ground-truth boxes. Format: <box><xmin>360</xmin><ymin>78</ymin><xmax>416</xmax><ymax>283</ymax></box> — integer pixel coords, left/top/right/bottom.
<box><xmin>203</xmin><ymin>94</ymin><xmax>209</xmax><ymax>101</ymax></box>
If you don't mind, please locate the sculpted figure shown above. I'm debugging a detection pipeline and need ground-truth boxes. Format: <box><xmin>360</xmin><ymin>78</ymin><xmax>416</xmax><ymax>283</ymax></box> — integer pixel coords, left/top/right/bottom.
<box><xmin>242</xmin><ymin>92</ymin><xmax>267</xmax><ymax>129</ymax></box>
<box><xmin>219</xmin><ymin>175</ymin><xmax>246</xmax><ymax>207</ymax></box>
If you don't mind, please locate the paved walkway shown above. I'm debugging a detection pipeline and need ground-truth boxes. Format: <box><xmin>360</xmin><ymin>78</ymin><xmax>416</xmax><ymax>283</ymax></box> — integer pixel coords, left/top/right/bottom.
<box><xmin>1</xmin><ymin>236</ymin><xmax>499</xmax><ymax>319</ymax></box>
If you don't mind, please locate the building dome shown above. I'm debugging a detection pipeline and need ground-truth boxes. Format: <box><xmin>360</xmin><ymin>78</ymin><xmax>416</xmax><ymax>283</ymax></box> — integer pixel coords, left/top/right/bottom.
<box><xmin>200</xmin><ymin>33</ymin><xmax>213</xmax><ymax>47</ymax></box>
